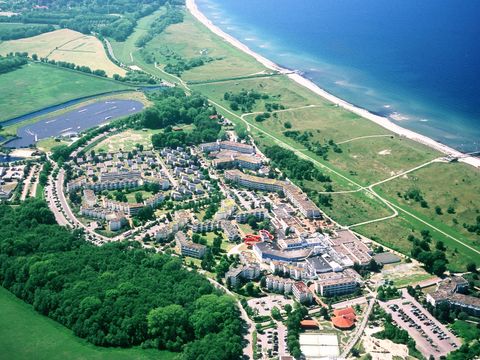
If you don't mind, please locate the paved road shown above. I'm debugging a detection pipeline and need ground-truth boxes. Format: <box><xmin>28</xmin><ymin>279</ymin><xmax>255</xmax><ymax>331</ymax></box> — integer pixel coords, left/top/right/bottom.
<box><xmin>54</xmin><ymin>169</ymin><xmax>109</xmax><ymax>242</ymax></box>
<box><xmin>340</xmin><ymin>297</ymin><xmax>376</xmax><ymax>358</ymax></box>
<box><xmin>332</xmin><ymin>296</ymin><xmax>368</xmax><ymax>309</ymax></box>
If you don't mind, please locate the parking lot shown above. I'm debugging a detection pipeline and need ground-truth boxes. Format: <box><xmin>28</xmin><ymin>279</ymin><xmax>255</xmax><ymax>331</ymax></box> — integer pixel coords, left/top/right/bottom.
<box><xmin>248</xmin><ymin>295</ymin><xmax>294</xmax><ymax>317</ymax></box>
<box><xmin>380</xmin><ymin>289</ymin><xmax>461</xmax><ymax>359</ymax></box>
<box><xmin>248</xmin><ymin>295</ymin><xmax>293</xmax><ymax>359</ymax></box>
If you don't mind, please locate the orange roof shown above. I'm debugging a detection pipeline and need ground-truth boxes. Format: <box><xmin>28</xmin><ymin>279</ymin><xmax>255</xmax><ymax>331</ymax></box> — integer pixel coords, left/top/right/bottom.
<box><xmin>332</xmin><ymin>316</ymin><xmax>355</xmax><ymax>329</ymax></box>
<box><xmin>333</xmin><ymin>307</ymin><xmax>356</xmax><ymax>317</ymax></box>
<box><xmin>300</xmin><ymin>319</ymin><xmax>319</xmax><ymax>328</ymax></box>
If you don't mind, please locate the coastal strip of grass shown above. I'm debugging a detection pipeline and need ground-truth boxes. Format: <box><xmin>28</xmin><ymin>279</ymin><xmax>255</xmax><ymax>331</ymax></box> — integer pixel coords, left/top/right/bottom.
<box><xmin>0</xmin><ymin>287</ymin><xmax>177</xmax><ymax>360</ymax></box>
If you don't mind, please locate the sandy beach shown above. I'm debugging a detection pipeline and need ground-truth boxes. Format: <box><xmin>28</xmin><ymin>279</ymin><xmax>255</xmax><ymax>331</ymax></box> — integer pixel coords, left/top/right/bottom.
<box><xmin>186</xmin><ymin>0</ymin><xmax>480</xmax><ymax>169</ymax></box>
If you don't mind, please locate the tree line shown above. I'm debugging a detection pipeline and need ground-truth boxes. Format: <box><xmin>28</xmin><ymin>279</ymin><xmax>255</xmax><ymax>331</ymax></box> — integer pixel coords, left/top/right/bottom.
<box><xmin>0</xmin><ymin>24</ymin><xmax>54</xmax><ymax>40</ymax></box>
<box><xmin>0</xmin><ymin>54</ymin><xmax>28</xmax><ymax>74</ymax></box>
<box><xmin>136</xmin><ymin>4</ymin><xmax>184</xmax><ymax>48</ymax></box>
<box><xmin>0</xmin><ymin>199</ymin><xmax>244</xmax><ymax>359</ymax></box>
<box><xmin>264</xmin><ymin>145</ymin><xmax>332</xmax><ymax>183</ymax></box>
<box><xmin>0</xmin><ymin>0</ymin><xmax>184</xmax><ymax>41</ymax></box>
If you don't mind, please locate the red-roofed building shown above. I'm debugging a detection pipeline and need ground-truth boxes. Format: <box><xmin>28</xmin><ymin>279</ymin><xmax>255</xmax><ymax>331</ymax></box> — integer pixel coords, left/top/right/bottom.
<box><xmin>332</xmin><ymin>316</ymin><xmax>355</xmax><ymax>330</ymax></box>
<box><xmin>333</xmin><ymin>307</ymin><xmax>356</xmax><ymax>318</ymax></box>
<box><xmin>332</xmin><ymin>307</ymin><xmax>356</xmax><ymax>330</ymax></box>
<box><xmin>300</xmin><ymin>319</ymin><xmax>319</xmax><ymax>329</ymax></box>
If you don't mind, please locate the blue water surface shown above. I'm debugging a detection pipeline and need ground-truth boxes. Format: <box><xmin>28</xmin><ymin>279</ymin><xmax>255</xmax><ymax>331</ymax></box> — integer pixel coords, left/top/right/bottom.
<box><xmin>197</xmin><ymin>0</ymin><xmax>480</xmax><ymax>152</ymax></box>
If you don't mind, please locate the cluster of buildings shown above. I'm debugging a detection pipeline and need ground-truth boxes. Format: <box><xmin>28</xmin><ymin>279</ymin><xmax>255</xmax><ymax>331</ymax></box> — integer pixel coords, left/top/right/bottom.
<box><xmin>65</xmin><ymin>148</ymin><xmax>216</xmax><ymax>233</ymax></box>
<box><xmin>427</xmin><ymin>276</ymin><xmax>480</xmax><ymax>317</ymax></box>
<box><xmin>175</xmin><ymin>231</ymin><xmax>206</xmax><ymax>259</ymax></box>
<box><xmin>225</xmin><ymin>170</ymin><xmax>321</xmax><ymax>219</ymax></box>
<box><xmin>0</xmin><ymin>165</ymin><xmax>25</xmax><ymax>200</ymax></box>
<box><xmin>161</xmin><ymin>147</ymin><xmax>212</xmax><ymax>201</ymax></box>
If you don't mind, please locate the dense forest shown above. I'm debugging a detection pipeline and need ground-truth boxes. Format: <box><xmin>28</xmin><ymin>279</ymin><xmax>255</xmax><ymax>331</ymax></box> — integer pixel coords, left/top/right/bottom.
<box><xmin>0</xmin><ymin>0</ymin><xmax>184</xmax><ymax>41</ymax></box>
<box><xmin>0</xmin><ymin>200</ymin><xmax>244</xmax><ymax>359</ymax></box>
<box><xmin>0</xmin><ymin>54</ymin><xmax>28</xmax><ymax>74</ymax></box>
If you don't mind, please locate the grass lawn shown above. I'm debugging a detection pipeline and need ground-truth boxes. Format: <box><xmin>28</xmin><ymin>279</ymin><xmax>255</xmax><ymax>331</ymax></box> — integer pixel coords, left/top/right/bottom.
<box><xmin>0</xmin><ymin>286</ymin><xmax>178</xmax><ymax>360</ymax></box>
<box><xmin>450</xmin><ymin>320</ymin><xmax>480</xmax><ymax>343</ymax></box>
<box><xmin>0</xmin><ymin>28</ymin><xmax>125</xmax><ymax>76</ymax></box>
<box><xmin>109</xmin><ymin>9</ymin><xmax>165</xmax><ymax>66</ymax></box>
<box><xmin>390</xmin><ymin>272</ymin><xmax>435</xmax><ymax>288</ymax></box>
<box><xmin>36</xmin><ymin>138</ymin><xmax>70</xmax><ymax>153</ymax></box>
<box><xmin>93</xmin><ymin>128</ymin><xmax>160</xmax><ymax>153</ymax></box>
<box><xmin>204</xmin><ymin>231</ymin><xmax>234</xmax><ymax>252</ymax></box>
<box><xmin>125</xmin><ymin>190</ymin><xmax>154</xmax><ymax>204</ymax></box>
<box><xmin>0</xmin><ymin>62</ymin><xmax>130</xmax><ymax>122</ymax></box>
<box><xmin>377</xmin><ymin>162</ymin><xmax>480</xmax><ymax>245</ymax></box>
<box><xmin>355</xmin><ymin>212</ymin><xmax>478</xmax><ymax>272</ymax></box>
<box><xmin>144</xmin><ymin>12</ymin><xmax>266</xmax><ymax>82</ymax></box>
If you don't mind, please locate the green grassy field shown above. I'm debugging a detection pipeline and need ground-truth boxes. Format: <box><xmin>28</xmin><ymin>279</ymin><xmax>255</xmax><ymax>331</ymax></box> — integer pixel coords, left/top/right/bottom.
<box><xmin>377</xmin><ymin>162</ymin><xmax>480</xmax><ymax>245</ymax></box>
<box><xmin>450</xmin><ymin>320</ymin><xmax>480</xmax><ymax>343</ymax></box>
<box><xmin>126</xmin><ymin>190</ymin><xmax>154</xmax><ymax>203</ymax></box>
<box><xmin>93</xmin><ymin>128</ymin><xmax>160</xmax><ymax>152</ymax></box>
<box><xmin>0</xmin><ymin>287</ymin><xmax>177</xmax><ymax>360</ymax></box>
<box><xmin>143</xmin><ymin>12</ymin><xmax>266</xmax><ymax>82</ymax></box>
<box><xmin>0</xmin><ymin>62</ymin><xmax>131</xmax><ymax>122</ymax></box>
<box><xmin>109</xmin><ymin>9</ymin><xmax>165</xmax><ymax>66</ymax></box>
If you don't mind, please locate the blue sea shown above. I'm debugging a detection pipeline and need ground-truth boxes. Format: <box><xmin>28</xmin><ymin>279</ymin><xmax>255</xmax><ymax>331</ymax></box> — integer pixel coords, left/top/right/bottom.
<box><xmin>196</xmin><ymin>0</ymin><xmax>480</xmax><ymax>153</ymax></box>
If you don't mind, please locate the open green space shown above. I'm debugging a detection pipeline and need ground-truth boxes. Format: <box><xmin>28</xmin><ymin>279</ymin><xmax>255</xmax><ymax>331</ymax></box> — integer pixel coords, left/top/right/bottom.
<box><xmin>378</xmin><ymin>162</ymin><xmax>480</xmax><ymax>245</ymax></box>
<box><xmin>93</xmin><ymin>128</ymin><xmax>159</xmax><ymax>152</ymax></box>
<box><xmin>142</xmin><ymin>12</ymin><xmax>266</xmax><ymax>82</ymax></box>
<box><xmin>125</xmin><ymin>190</ymin><xmax>155</xmax><ymax>203</ymax></box>
<box><xmin>204</xmin><ymin>231</ymin><xmax>234</xmax><ymax>252</ymax></box>
<box><xmin>0</xmin><ymin>286</ymin><xmax>176</xmax><ymax>360</ymax></box>
<box><xmin>355</xmin><ymin>212</ymin><xmax>478</xmax><ymax>271</ymax></box>
<box><xmin>0</xmin><ymin>62</ymin><xmax>131</xmax><ymax>122</ymax></box>
<box><xmin>390</xmin><ymin>272</ymin><xmax>435</xmax><ymax>288</ymax></box>
<box><xmin>109</xmin><ymin>8</ymin><xmax>166</xmax><ymax>66</ymax></box>
<box><xmin>450</xmin><ymin>320</ymin><xmax>480</xmax><ymax>343</ymax></box>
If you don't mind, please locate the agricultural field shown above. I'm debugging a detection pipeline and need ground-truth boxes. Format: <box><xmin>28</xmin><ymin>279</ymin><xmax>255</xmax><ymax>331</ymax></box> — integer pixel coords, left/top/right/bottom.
<box><xmin>0</xmin><ymin>287</ymin><xmax>177</xmax><ymax>360</ymax></box>
<box><xmin>0</xmin><ymin>62</ymin><xmax>130</xmax><ymax>122</ymax></box>
<box><xmin>0</xmin><ymin>28</ymin><xmax>126</xmax><ymax>76</ymax></box>
<box><xmin>144</xmin><ymin>12</ymin><xmax>266</xmax><ymax>82</ymax></box>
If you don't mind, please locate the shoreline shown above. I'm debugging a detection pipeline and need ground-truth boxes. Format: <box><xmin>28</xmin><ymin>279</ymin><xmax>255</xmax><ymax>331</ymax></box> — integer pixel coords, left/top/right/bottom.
<box><xmin>186</xmin><ymin>0</ymin><xmax>480</xmax><ymax>169</ymax></box>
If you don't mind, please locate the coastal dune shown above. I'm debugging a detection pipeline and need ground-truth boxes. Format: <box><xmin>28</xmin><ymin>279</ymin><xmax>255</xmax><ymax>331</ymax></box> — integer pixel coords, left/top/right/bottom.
<box><xmin>186</xmin><ymin>0</ymin><xmax>480</xmax><ymax>169</ymax></box>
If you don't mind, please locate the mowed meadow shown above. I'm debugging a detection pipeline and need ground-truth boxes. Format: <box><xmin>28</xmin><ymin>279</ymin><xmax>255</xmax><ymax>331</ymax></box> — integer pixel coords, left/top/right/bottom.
<box><xmin>0</xmin><ymin>28</ymin><xmax>126</xmax><ymax>76</ymax></box>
